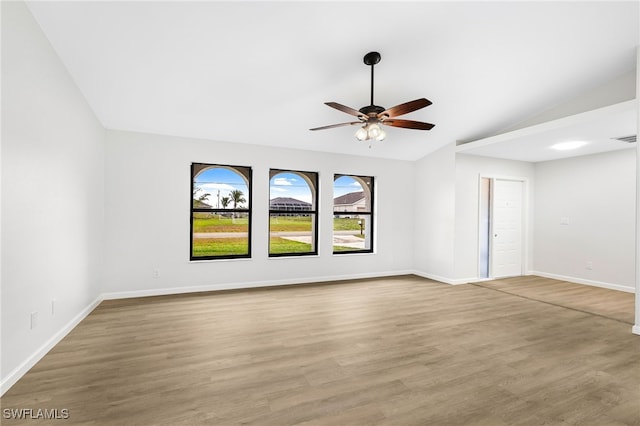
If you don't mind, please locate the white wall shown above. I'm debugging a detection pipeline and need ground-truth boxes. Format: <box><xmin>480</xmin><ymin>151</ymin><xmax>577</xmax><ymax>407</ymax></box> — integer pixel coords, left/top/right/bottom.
<box><xmin>1</xmin><ymin>2</ymin><xmax>105</xmax><ymax>392</ymax></box>
<box><xmin>454</xmin><ymin>154</ymin><xmax>535</xmax><ymax>281</ymax></box>
<box><xmin>412</xmin><ymin>143</ymin><xmax>457</xmax><ymax>282</ymax></box>
<box><xmin>635</xmin><ymin>48</ymin><xmax>639</xmax><ymax>335</ymax></box>
<box><xmin>533</xmin><ymin>149</ymin><xmax>636</xmax><ymax>292</ymax></box>
<box><xmin>103</xmin><ymin>130</ymin><xmax>415</xmax><ymax>297</ymax></box>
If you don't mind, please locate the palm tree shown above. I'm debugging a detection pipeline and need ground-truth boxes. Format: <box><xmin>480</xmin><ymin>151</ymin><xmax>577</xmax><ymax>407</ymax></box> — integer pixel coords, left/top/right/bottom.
<box><xmin>192</xmin><ymin>187</ymin><xmax>211</xmax><ymax>208</ymax></box>
<box><xmin>220</xmin><ymin>196</ymin><xmax>230</xmax><ymax>209</ymax></box>
<box><xmin>229</xmin><ymin>189</ymin><xmax>246</xmax><ymax>209</ymax></box>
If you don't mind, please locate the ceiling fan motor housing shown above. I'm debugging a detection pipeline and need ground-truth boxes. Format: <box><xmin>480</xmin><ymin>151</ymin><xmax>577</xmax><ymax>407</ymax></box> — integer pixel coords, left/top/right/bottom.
<box><xmin>363</xmin><ymin>51</ymin><xmax>381</xmax><ymax>66</ymax></box>
<box><xmin>359</xmin><ymin>105</ymin><xmax>386</xmax><ymax>117</ymax></box>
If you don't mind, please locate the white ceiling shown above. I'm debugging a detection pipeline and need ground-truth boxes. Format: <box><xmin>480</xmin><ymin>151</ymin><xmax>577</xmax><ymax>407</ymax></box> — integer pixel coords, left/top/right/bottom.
<box><xmin>25</xmin><ymin>1</ymin><xmax>639</xmax><ymax>161</ymax></box>
<box><xmin>456</xmin><ymin>100</ymin><xmax>637</xmax><ymax>162</ymax></box>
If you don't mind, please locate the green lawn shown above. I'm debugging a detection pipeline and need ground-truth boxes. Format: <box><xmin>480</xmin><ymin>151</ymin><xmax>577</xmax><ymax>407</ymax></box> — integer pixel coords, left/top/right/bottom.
<box><xmin>192</xmin><ymin>215</ymin><xmax>365</xmax><ymax>257</ymax></box>
<box><xmin>193</xmin><ymin>215</ymin><xmax>363</xmax><ymax>232</ymax></box>
<box><xmin>269</xmin><ymin>216</ymin><xmax>312</xmax><ymax>232</ymax></box>
<box><xmin>333</xmin><ymin>217</ymin><xmax>366</xmax><ymax>232</ymax></box>
<box><xmin>269</xmin><ymin>237</ymin><xmax>313</xmax><ymax>254</ymax></box>
<box><xmin>333</xmin><ymin>246</ymin><xmax>355</xmax><ymax>252</ymax></box>
<box><xmin>192</xmin><ymin>237</ymin><xmax>248</xmax><ymax>257</ymax></box>
<box><xmin>193</xmin><ymin>214</ymin><xmax>249</xmax><ymax>233</ymax></box>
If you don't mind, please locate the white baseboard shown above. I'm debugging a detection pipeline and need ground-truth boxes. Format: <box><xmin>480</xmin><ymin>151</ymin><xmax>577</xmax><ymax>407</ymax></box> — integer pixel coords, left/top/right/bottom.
<box><xmin>101</xmin><ymin>270</ymin><xmax>415</xmax><ymax>300</ymax></box>
<box><xmin>530</xmin><ymin>271</ymin><xmax>635</xmax><ymax>294</ymax></box>
<box><xmin>633</xmin><ymin>325</ymin><xmax>640</xmax><ymax>336</ymax></box>
<box><xmin>0</xmin><ymin>296</ymin><xmax>102</xmax><ymax>396</ymax></box>
<box><xmin>459</xmin><ymin>277</ymin><xmax>495</xmax><ymax>284</ymax></box>
<box><xmin>411</xmin><ymin>270</ymin><xmax>469</xmax><ymax>285</ymax></box>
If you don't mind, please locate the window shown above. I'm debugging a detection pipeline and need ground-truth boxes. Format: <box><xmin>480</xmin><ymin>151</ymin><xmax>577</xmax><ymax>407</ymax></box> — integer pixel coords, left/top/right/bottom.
<box><xmin>269</xmin><ymin>169</ymin><xmax>318</xmax><ymax>257</ymax></box>
<box><xmin>191</xmin><ymin>163</ymin><xmax>252</xmax><ymax>260</ymax></box>
<box><xmin>333</xmin><ymin>174</ymin><xmax>374</xmax><ymax>254</ymax></box>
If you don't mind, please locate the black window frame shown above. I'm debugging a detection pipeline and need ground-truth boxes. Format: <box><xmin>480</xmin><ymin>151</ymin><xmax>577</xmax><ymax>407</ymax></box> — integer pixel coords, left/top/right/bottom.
<box><xmin>190</xmin><ymin>163</ymin><xmax>252</xmax><ymax>261</ymax></box>
<box><xmin>333</xmin><ymin>174</ymin><xmax>374</xmax><ymax>255</ymax></box>
<box><xmin>269</xmin><ymin>169</ymin><xmax>319</xmax><ymax>257</ymax></box>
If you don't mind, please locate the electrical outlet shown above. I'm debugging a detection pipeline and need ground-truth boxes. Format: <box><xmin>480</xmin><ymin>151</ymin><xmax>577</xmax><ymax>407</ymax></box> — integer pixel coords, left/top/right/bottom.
<box><xmin>586</xmin><ymin>261</ymin><xmax>593</xmax><ymax>270</ymax></box>
<box><xmin>52</xmin><ymin>299</ymin><xmax>56</xmax><ymax>315</ymax></box>
<box><xmin>30</xmin><ymin>312</ymin><xmax>38</xmax><ymax>329</ymax></box>
<box><xmin>153</xmin><ymin>269</ymin><xmax>160</xmax><ymax>278</ymax></box>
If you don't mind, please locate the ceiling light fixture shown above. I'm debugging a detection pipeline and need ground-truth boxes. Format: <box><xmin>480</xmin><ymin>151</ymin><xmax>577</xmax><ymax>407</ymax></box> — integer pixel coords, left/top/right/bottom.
<box><xmin>550</xmin><ymin>141</ymin><xmax>588</xmax><ymax>151</ymax></box>
<box><xmin>310</xmin><ymin>52</ymin><xmax>434</xmax><ymax>144</ymax></box>
<box><xmin>356</xmin><ymin>121</ymin><xmax>386</xmax><ymax>142</ymax></box>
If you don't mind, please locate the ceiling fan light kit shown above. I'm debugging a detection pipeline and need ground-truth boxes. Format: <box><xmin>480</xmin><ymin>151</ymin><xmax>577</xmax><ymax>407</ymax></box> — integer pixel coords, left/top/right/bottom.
<box><xmin>311</xmin><ymin>51</ymin><xmax>434</xmax><ymax>144</ymax></box>
<box><xmin>356</xmin><ymin>122</ymin><xmax>385</xmax><ymax>142</ymax></box>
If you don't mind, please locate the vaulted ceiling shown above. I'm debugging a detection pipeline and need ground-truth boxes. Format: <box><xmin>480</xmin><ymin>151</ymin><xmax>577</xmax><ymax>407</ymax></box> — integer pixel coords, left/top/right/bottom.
<box><xmin>25</xmin><ymin>1</ymin><xmax>639</xmax><ymax>161</ymax></box>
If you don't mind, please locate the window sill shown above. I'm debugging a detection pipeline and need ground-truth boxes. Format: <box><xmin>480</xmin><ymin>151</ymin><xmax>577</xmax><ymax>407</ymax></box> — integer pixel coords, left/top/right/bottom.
<box><xmin>189</xmin><ymin>257</ymin><xmax>252</xmax><ymax>264</ymax></box>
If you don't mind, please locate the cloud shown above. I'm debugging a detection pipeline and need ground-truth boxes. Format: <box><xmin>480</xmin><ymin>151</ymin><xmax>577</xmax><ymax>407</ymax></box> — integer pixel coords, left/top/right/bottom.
<box><xmin>198</xmin><ymin>183</ymin><xmax>236</xmax><ymax>193</ymax></box>
<box><xmin>272</xmin><ymin>177</ymin><xmax>295</xmax><ymax>186</ymax></box>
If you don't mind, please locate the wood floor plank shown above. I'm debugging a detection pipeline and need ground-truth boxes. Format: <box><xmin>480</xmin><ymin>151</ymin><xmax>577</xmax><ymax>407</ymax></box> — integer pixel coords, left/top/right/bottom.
<box><xmin>476</xmin><ymin>276</ymin><xmax>635</xmax><ymax>324</ymax></box>
<box><xmin>1</xmin><ymin>275</ymin><xmax>638</xmax><ymax>425</ymax></box>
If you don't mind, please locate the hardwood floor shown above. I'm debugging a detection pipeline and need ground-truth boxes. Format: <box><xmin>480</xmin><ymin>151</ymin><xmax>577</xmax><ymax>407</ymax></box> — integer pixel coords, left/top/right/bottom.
<box><xmin>475</xmin><ymin>275</ymin><xmax>635</xmax><ymax>325</ymax></box>
<box><xmin>2</xmin><ymin>275</ymin><xmax>639</xmax><ymax>425</ymax></box>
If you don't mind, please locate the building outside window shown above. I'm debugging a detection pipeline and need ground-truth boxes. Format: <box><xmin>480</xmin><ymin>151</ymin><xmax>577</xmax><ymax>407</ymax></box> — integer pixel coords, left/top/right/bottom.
<box><xmin>269</xmin><ymin>169</ymin><xmax>318</xmax><ymax>256</ymax></box>
<box><xmin>191</xmin><ymin>163</ymin><xmax>252</xmax><ymax>260</ymax></box>
<box><xmin>333</xmin><ymin>174</ymin><xmax>374</xmax><ymax>254</ymax></box>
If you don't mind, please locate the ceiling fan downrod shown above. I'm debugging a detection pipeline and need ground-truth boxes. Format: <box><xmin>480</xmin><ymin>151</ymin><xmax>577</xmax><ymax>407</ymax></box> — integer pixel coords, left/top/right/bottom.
<box><xmin>360</xmin><ymin>51</ymin><xmax>385</xmax><ymax>116</ymax></box>
<box><xmin>309</xmin><ymin>50</ymin><xmax>434</xmax><ymax>139</ymax></box>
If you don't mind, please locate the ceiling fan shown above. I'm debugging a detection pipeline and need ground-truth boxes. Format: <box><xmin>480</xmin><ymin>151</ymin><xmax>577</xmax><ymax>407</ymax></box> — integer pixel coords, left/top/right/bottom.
<box><xmin>310</xmin><ymin>51</ymin><xmax>434</xmax><ymax>142</ymax></box>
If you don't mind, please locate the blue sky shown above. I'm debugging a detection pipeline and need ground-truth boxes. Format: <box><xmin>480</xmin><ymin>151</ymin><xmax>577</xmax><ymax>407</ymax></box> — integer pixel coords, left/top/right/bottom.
<box><xmin>334</xmin><ymin>175</ymin><xmax>363</xmax><ymax>198</ymax></box>
<box><xmin>271</xmin><ymin>173</ymin><xmax>364</xmax><ymax>202</ymax></box>
<box><xmin>270</xmin><ymin>172</ymin><xmax>313</xmax><ymax>203</ymax></box>
<box><xmin>195</xmin><ymin>168</ymin><xmax>364</xmax><ymax>207</ymax></box>
<box><xmin>194</xmin><ymin>167</ymin><xmax>249</xmax><ymax>208</ymax></box>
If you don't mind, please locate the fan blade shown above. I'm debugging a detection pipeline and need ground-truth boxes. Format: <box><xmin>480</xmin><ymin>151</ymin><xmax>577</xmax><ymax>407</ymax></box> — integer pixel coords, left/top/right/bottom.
<box><xmin>325</xmin><ymin>102</ymin><xmax>367</xmax><ymax>118</ymax></box>
<box><xmin>383</xmin><ymin>119</ymin><xmax>435</xmax><ymax>130</ymax></box>
<box><xmin>379</xmin><ymin>98</ymin><xmax>432</xmax><ymax>118</ymax></box>
<box><xmin>310</xmin><ymin>121</ymin><xmax>361</xmax><ymax>131</ymax></box>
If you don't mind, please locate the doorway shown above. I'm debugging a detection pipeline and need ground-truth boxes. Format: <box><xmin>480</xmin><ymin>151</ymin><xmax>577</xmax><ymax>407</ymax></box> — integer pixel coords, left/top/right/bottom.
<box><xmin>479</xmin><ymin>177</ymin><xmax>526</xmax><ymax>279</ymax></box>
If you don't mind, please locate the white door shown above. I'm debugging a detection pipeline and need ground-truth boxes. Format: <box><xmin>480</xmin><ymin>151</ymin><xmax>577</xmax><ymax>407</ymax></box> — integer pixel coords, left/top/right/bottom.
<box><xmin>490</xmin><ymin>179</ymin><xmax>523</xmax><ymax>278</ymax></box>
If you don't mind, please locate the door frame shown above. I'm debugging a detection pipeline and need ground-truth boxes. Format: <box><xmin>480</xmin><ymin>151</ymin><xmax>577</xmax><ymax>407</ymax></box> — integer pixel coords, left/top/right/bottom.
<box><xmin>477</xmin><ymin>174</ymin><xmax>530</xmax><ymax>280</ymax></box>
